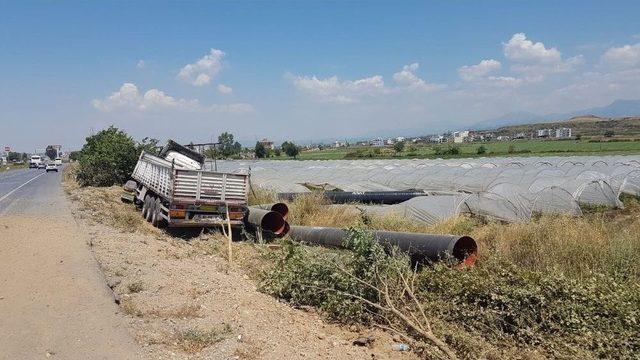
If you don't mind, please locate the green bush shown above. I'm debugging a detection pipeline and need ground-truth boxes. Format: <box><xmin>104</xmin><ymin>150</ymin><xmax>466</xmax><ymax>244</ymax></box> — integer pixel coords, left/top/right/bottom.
<box><xmin>76</xmin><ymin>126</ymin><xmax>140</xmax><ymax>187</ymax></box>
<box><xmin>418</xmin><ymin>259</ymin><xmax>640</xmax><ymax>358</ymax></box>
<box><xmin>261</xmin><ymin>228</ymin><xmax>409</xmax><ymax>323</ymax></box>
<box><xmin>261</xmin><ymin>229</ymin><xmax>640</xmax><ymax>358</ymax></box>
<box><xmin>434</xmin><ymin>145</ymin><xmax>460</xmax><ymax>156</ymax></box>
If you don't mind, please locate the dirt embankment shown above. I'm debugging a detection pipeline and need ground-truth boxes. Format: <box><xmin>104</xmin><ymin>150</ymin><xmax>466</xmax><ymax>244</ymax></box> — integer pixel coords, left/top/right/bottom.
<box><xmin>65</xmin><ymin>182</ymin><xmax>415</xmax><ymax>359</ymax></box>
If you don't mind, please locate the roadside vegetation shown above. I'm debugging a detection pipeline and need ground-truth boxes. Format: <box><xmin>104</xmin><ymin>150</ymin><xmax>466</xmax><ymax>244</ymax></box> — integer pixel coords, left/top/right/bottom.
<box><xmin>254</xmin><ymin>191</ymin><xmax>640</xmax><ymax>359</ymax></box>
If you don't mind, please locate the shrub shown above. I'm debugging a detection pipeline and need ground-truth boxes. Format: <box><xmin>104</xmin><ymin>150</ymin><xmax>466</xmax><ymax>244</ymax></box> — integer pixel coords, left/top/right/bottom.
<box><xmin>261</xmin><ymin>225</ymin><xmax>640</xmax><ymax>358</ymax></box>
<box><xmin>393</xmin><ymin>141</ymin><xmax>405</xmax><ymax>153</ymax></box>
<box><xmin>476</xmin><ymin>145</ymin><xmax>487</xmax><ymax>155</ymax></box>
<box><xmin>76</xmin><ymin>127</ymin><xmax>139</xmax><ymax>187</ymax></box>
<box><xmin>434</xmin><ymin>145</ymin><xmax>460</xmax><ymax>156</ymax></box>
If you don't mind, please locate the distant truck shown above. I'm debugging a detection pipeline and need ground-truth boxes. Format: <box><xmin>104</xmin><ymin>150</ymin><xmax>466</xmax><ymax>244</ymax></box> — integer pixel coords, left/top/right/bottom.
<box><xmin>123</xmin><ymin>141</ymin><xmax>249</xmax><ymax>236</ymax></box>
<box><xmin>29</xmin><ymin>155</ymin><xmax>43</xmax><ymax>168</ymax></box>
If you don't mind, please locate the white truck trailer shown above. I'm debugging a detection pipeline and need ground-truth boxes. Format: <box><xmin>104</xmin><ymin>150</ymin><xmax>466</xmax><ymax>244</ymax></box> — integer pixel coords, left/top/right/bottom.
<box><xmin>126</xmin><ymin>141</ymin><xmax>249</xmax><ymax>234</ymax></box>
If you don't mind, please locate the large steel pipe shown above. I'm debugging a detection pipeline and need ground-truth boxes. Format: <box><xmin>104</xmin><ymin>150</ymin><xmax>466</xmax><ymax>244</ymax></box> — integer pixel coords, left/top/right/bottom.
<box><xmin>278</xmin><ymin>191</ymin><xmax>427</xmax><ymax>205</ymax></box>
<box><xmin>247</xmin><ymin>208</ymin><xmax>288</xmax><ymax>236</ymax></box>
<box><xmin>250</xmin><ymin>203</ymin><xmax>289</xmax><ymax>220</ymax></box>
<box><xmin>288</xmin><ymin>226</ymin><xmax>477</xmax><ymax>265</ymax></box>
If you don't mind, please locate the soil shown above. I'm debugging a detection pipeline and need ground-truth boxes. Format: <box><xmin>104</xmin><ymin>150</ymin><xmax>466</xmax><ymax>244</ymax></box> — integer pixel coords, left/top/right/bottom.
<box><xmin>67</xmin><ymin>184</ymin><xmax>418</xmax><ymax>359</ymax></box>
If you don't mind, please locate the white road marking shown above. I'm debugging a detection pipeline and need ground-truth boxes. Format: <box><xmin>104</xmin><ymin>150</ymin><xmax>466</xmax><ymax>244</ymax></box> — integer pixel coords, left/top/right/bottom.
<box><xmin>0</xmin><ymin>172</ymin><xmax>47</xmax><ymax>203</ymax></box>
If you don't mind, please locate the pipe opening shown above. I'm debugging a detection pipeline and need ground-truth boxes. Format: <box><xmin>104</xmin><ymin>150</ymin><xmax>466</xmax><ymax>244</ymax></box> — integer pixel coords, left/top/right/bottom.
<box><xmin>260</xmin><ymin>211</ymin><xmax>287</xmax><ymax>235</ymax></box>
<box><xmin>270</xmin><ymin>203</ymin><xmax>289</xmax><ymax>220</ymax></box>
<box><xmin>452</xmin><ymin>236</ymin><xmax>478</xmax><ymax>266</ymax></box>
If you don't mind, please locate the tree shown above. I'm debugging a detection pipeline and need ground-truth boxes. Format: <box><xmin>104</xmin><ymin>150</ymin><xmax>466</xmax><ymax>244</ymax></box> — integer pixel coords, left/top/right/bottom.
<box><xmin>218</xmin><ymin>132</ymin><xmax>242</xmax><ymax>158</ymax></box>
<box><xmin>476</xmin><ymin>145</ymin><xmax>487</xmax><ymax>155</ymax></box>
<box><xmin>7</xmin><ymin>152</ymin><xmax>21</xmax><ymax>162</ymax></box>
<box><xmin>254</xmin><ymin>141</ymin><xmax>267</xmax><ymax>158</ymax></box>
<box><xmin>604</xmin><ymin>130</ymin><xmax>614</xmax><ymax>138</ymax></box>
<box><xmin>393</xmin><ymin>141</ymin><xmax>405</xmax><ymax>153</ymax></box>
<box><xmin>137</xmin><ymin>137</ymin><xmax>160</xmax><ymax>155</ymax></box>
<box><xmin>281</xmin><ymin>141</ymin><xmax>300</xmax><ymax>158</ymax></box>
<box><xmin>274</xmin><ymin>148</ymin><xmax>282</xmax><ymax>157</ymax></box>
<box><xmin>76</xmin><ymin>126</ymin><xmax>138</xmax><ymax>187</ymax></box>
<box><xmin>68</xmin><ymin>151</ymin><xmax>80</xmax><ymax>161</ymax></box>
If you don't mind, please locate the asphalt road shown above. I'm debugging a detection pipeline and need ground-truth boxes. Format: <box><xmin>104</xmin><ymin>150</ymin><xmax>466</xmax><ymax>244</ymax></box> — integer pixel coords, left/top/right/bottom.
<box><xmin>0</xmin><ymin>166</ymin><xmax>143</xmax><ymax>359</ymax></box>
<box><xmin>0</xmin><ymin>167</ymin><xmax>59</xmax><ymax>216</ymax></box>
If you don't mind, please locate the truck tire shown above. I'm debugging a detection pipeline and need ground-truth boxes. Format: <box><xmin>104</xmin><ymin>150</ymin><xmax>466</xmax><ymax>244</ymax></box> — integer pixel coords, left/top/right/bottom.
<box><xmin>145</xmin><ymin>196</ymin><xmax>155</xmax><ymax>222</ymax></box>
<box><xmin>141</xmin><ymin>196</ymin><xmax>150</xmax><ymax>219</ymax></box>
<box><xmin>151</xmin><ymin>198</ymin><xmax>166</xmax><ymax>228</ymax></box>
<box><xmin>231</xmin><ymin>226</ymin><xmax>243</xmax><ymax>241</ymax></box>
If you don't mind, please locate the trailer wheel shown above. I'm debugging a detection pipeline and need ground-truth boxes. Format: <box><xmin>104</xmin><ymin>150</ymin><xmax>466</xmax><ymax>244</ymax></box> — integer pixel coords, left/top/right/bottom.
<box><xmin>146</xmin><ymin>196</ymin><xmax>155</xmax><ymax>222</ymax></box>
<box><xmin>231</xmin><ymin>226</ymin><xmax>243</xmax><ymax>241</ymax></box>
<box><xmin>141</xmin><ymin>196</ymin><xmax>151</xmax><ymax>219</ymax></box>
<box><xmin>151</xmin><ymin>198</ymin><xmax>166</xmax><ymax>228</ymax></box>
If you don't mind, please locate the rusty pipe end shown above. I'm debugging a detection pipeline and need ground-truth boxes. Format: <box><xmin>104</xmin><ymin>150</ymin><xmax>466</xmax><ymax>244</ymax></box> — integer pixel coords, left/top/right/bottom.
<box><xmin>452</xmin><ymin>236</ymin><xmax>478</xmax><ymax>266</ymax></box>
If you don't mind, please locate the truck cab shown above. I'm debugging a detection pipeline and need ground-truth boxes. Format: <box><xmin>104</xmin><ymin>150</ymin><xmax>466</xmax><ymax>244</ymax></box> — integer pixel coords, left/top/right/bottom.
<box><xmin>29</xmin><ymin>155</ymin><xmax>42</xmax><ymax>168</ymax></box>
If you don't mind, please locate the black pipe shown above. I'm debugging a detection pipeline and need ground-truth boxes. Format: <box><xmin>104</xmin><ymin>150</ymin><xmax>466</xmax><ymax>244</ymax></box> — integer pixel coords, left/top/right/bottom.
<box><xmin>288</xmin><ymin>225</ymin><xmax>477</xmax><ymax>265</ymax></box>
<box><xmin>277</xmin><ymin>191</ymin><xmax>427</xmax><ymax>205</ymax></box>
<box><xmin>246</xmin><ymin>208</ymin><xmax>288</xmax><ymax>236</ymax></box>
<box><xmin>250</xmin><ymin>203</ymin><xmax>289</xmax><ymax>220</ymax></box>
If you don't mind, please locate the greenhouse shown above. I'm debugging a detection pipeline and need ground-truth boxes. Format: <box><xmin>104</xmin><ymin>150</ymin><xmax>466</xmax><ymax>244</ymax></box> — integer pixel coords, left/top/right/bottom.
<box><xmin>211</xmin><ymin>155</ymin><xmax>640</xmax><ymax>225</ymax></box>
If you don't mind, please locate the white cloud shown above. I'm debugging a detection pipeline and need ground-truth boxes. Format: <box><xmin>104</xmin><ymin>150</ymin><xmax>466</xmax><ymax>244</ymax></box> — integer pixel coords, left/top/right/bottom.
<box><xmin>504</xmin><ymin>33</ymin><xmax>561</xmax><ymax>63</ymax></box>
<box><xmin>602</xmin><ymin>43</ymin><xmax>640</xmax><ymax>68</ymax></box>
<box><xmin>290</xmin><ymin>63</ymin><xmax>443</xmax><ymax>103</ymax></box>
<box><xmin>392</xmin><ymin>63</ymin><xmax>442</xmax><ymax>91</ymax></box>
<box><xmin>217</xmin><ymin>84</ymin><xmax>233</xmax><ymax>94</ymax></box>
<box><xmin>290</xmin><ymin>74</ymin><xmax>386</xmax><ymax>103</ymax></box>
<box><xmin>502</xmin><ymin>33</ymin><xmax>583</xmax><ymax>81</ymax></box>
<box><xmin>92</xmin><ymin>83</ymin><xmax>253</xmax><ymax>114</ymax></box>
<box><xmin>136</xmin><ymin>60</ymin><xmax>146</xmax><ymax>69</ymax></box>
<box><xmin>178</xmin><ymin>49</ymin><xmax>225</xmax><ymax>86</ymax></box>
<box><xmin>458</xmin><ymin>59</ymin><xmax>501</xmax><ymax>81</ymax></box>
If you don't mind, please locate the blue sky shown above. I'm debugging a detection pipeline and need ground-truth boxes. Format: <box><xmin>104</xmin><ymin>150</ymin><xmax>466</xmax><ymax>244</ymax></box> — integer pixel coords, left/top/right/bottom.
<box><xmin>1</xmin><ymin>1</ymin><xmax>640</xmax><ymax>151</ymax></box>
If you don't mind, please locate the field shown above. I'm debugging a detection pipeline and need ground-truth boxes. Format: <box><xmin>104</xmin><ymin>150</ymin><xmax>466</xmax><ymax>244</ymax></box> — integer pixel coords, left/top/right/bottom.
<box><xmin>280</xmin><ymin>138</ymin><xmax>640</xmax><ymax>160</ymax></box>
<box><xmin>0</xmin><ymin>163</ymin><xmax>28</xmax><ymax>172</ymax></box>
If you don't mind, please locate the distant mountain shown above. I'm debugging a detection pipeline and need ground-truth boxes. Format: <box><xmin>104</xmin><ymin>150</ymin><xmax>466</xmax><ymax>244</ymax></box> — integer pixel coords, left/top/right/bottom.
<box><xmin>476</xmin><ymin>99</ymin><xmax>640</xmax><ymax>130</ymax></box>
<box><xmin>474</xmin><ymin>111</ymin><xmax>544</xmax><ymax>130</ymax></box>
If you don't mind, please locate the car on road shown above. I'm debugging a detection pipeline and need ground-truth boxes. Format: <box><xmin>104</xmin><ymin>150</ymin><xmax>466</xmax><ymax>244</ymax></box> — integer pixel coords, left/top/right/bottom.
<box><xmin>45</xmin><ymin>163</ymin><xmax>57</xmax><ymax>172</ymax></box>
<box><xmin>54</xmin><ymin>158</ymin><xmax>62</xmax><ymax>166</ymax></box>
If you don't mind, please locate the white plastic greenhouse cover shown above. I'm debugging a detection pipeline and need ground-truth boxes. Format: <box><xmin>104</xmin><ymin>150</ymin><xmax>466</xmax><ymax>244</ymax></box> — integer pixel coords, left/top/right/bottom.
<box><xmin>210</xmin><ymin>155</ymin><xmax>640</xmax><ymax>224</ymax></box>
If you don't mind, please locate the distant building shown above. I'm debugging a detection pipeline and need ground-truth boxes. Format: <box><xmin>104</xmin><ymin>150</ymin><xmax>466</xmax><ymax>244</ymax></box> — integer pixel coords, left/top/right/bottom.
<box><xmin>259</xmin><ymin>138</ymin><xmax>274</xmax><ymax>150</ymax></box>
<box><xmin>496</xmin><ymin>135</ymin><xmax>510</xmax><ymax>141</ymax></box>
<box><xmin>385</xmin><ymin>138</ymin><xmax>395</xmax><ymax>145</ymax></box>
<box><xmin>453</xmin><ymin>131</ymin><xmax>470</xmax><ymax>143</ymax></box>
<box><xmin>514</xmin><ymin>132</ymin><xmax>527</xmax><ymax>139</ymax></box>
<box><xmin>537</xmin><ymin>129</ymin><xmax>552</xmax><ymax>138</ymax></box>
<box><xmin>371</xmin><ymin>138</ymin><xmax>384</xmax><ymax>147</ymax></box>
<box><xmin>333</xmin><ymin>140</ymin><xmax>346</xmax><ymax>148</ymax></box>
<box><xmin>429</xmin><ymin>135</ymin><xmax>445</xmax><ymax>143</ymax></box>
<box><xmin>555</xmin><ymin>127</ymin><xmax>572</xmax><ymax>139</ymax></box>
<box><xmin>395</xmin><ymin>136</ymin><xmax>406</xmax><ymax>142</ymax></box>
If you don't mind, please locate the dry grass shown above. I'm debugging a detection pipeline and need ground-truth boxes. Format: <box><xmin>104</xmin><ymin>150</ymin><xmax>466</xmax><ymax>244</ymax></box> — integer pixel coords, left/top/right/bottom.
<box><xmin>173</xmin><ymin>325</ymin><xmax>232</xmax><ymax>353</ymax></box>
<box><xmin>287</xmin><ymin>193</ymin><xmax>362</xmax><ymax>227</ymax></box>
<box><xmin>120</xmin><ymin>297</ymin><xmax>143</xmax><ymax>317</ymax></box>
<box><xmin>247</xmin><ymin>186</ymin><xmax>277</xmax><ymax>205</ymax></box>
<box><xmin>253</xmin><ymin>187</ymin><xmax>640</xmax><ymax>282</ymax></box>
<box><xmin>127</xmin><ymin>281</ymin><xmax>145</xmax><ymax>293</ymax></box>
<box><xmin>63</xmin><ymin>163</ymin><xmax>163</xmax><ymax>236</ymax></box>
<box><xmin>146</xmin><ymin>303</ymin><xmax>203</xmax><ymax>319</ymax></box>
